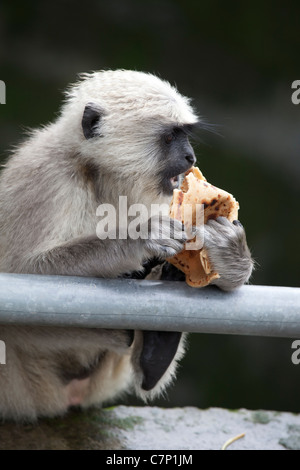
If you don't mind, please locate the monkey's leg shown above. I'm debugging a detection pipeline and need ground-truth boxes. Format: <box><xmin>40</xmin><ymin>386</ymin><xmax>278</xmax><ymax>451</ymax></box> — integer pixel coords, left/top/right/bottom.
<box><xmin>0</xmin><ymin>325</ymin><xmax>135</xmax><ymax>420</ymax></box>
<box><xmin>139</xmin><ymin>331</ymin><xmax>183</xmax><ymax>391</ymax></box>
<box><xmin>131</xmin><ymin>330</ymin><xmax>187</xmax><ymax>400</ymax></box>
<box><xmin>122</xmin><ymin>261</ymin><xmax>187</xmax><ymax>397</ymax></box>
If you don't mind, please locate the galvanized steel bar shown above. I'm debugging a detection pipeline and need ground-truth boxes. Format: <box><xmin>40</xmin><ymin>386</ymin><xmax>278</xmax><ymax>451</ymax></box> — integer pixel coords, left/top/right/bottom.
<box><xmin>0</xmin><ymin>273</ymin><xmax>299</xmax><ymax>338</ymax></box>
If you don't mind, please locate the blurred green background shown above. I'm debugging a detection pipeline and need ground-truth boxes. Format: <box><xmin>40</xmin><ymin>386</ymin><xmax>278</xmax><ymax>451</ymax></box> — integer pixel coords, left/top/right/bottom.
<box><xmin>0</xmin><ymin>0</ymin><xmax>299</xmax><ymax>412</ymax></box>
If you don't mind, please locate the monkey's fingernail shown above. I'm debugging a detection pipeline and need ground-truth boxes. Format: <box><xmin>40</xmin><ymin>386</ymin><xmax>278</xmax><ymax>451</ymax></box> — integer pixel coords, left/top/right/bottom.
<box><xmin>233</xmin><ymin>220</ymin><xmax>243</xmax><ymax>228</ymax></box>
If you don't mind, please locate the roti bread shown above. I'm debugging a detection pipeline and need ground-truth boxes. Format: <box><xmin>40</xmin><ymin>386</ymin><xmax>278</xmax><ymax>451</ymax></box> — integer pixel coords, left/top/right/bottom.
<box><xmin>167</xmin><ymin>167</ymin><xmax>239</xmax><ymax>287</ymax></box>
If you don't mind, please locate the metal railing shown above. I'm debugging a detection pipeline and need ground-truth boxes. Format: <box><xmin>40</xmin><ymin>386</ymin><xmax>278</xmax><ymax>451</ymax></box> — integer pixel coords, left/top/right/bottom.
<box><xmin>0</xmin><ymin>273</ymin><xmax>299</xmax><ymax>338</ymax></box>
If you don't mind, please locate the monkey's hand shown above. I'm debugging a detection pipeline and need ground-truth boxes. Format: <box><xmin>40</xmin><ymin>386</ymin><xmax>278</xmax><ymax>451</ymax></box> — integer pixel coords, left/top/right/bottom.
<box><xmin>203</xmin><ymin>217</ymin><xmax>254</xmax><ymax>291</ymax></box>
<box><xmin>144</xmin><ymin>215</ymin><xmax>187</xmax><ymax>260</ymax></box>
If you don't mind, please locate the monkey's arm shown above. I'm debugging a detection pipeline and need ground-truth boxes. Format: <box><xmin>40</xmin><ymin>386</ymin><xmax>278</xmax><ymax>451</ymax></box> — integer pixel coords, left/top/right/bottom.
<box><xmin>203</xmin><ymin>217</ymin><xmax>254</xmax><ymax>291</ymax></box>
<box><xmin>28</xmin><ymin>236</ymin><xmax>148</xmax><ymax>277</ymax></box>
<box><xmin>23</xmin><ymin>216</ymin><xmax>186</xmax><ymax>278</ymax></box>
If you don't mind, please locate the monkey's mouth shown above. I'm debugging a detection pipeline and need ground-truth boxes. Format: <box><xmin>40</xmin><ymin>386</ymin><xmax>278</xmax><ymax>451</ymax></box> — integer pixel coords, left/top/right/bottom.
<box><xmin>162</xmin><ymin>170</ymin><xmax>187</xmax><ymax>195</ymax></box>
<box><xmin>161</xmin><ymin>173</ymin><xmax>183</xmax><ymax>195</ymax></box>
<box><xmin>170</xmin><ymin>175</ymin><xmax>180</xmax><ymax>190</ymax></box>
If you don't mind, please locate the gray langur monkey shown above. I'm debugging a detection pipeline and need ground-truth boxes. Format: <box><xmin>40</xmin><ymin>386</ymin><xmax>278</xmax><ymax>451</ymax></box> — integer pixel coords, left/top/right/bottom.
<box><xmin>0</xmin><ymin>70</ymin><xmax>253</xmax><ymax>421</ymax></box>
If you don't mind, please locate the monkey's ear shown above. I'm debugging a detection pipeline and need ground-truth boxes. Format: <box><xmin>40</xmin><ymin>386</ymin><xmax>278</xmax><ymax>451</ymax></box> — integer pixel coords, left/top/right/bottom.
<box><xmin>82</xmin><ymin>102</ymin><xmax>104</xmax><ymax>139</ymax></box>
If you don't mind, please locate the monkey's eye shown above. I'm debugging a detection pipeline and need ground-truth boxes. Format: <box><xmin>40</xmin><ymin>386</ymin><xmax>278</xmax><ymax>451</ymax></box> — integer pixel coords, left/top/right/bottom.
<box><xmin>164</xmin><ymin>132</ymin><xmax>175</xmax><ymax>144</ymax></box>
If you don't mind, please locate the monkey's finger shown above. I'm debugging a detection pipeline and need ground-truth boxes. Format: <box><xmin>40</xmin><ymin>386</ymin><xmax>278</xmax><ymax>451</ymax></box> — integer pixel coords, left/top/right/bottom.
<box><xmin>233</xmin><ymin>219</ymin><xmax>244</xmax><ymax>229</ymax></box>
<box><xmin>207</xmin><ymin>216</ymin><xmax>230</xmax><ymax>227</ymax></box>
<box><xmin>184</xmin><ymin>225</ymin><xmax>204</xmax><ymax>244</ymax></box>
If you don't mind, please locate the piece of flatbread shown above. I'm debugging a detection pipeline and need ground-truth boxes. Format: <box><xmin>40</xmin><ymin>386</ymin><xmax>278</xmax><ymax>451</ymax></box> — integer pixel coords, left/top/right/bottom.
<box><xmin>167</xmin><ymin>167</ymin><xmax>239</xmax><ymax>287</ymax></box>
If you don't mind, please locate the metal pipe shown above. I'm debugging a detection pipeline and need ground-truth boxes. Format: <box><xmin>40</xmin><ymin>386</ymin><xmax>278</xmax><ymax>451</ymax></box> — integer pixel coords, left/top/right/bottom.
<box><xmin>0</xmin><ymin>273</ymin><xmax>299</xmax><ymax>338</ymax></box>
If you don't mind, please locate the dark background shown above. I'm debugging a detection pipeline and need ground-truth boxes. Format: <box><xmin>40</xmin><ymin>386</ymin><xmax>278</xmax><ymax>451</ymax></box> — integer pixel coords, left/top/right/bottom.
<box><xmin>0</xmin><ymin>0</ymin><xmax>299</xmax><ymax>412</ymax></box>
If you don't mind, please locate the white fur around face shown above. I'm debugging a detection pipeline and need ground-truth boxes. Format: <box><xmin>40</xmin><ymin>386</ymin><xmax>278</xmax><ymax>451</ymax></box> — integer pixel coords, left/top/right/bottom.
<box><xmin>59</xmin><ymin>70</ymin><xmax>198</xmax><ymax>173</ymax></box>
<box><xmin>63</xmin><ymin>69</ymin><xmax>197</xmax><ymax>125</ymax></box>
<box><xmin>56</xmin><ymin>69</ymin><xmax>200</xmax><ymax>218</ymax></box>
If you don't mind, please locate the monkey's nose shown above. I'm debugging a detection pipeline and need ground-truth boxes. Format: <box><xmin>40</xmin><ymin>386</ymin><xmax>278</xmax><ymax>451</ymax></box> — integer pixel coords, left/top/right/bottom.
<box><xmin>185</xmin><ymin>154</ymin><xmax>196</xmax><ymax>165</ymax></box>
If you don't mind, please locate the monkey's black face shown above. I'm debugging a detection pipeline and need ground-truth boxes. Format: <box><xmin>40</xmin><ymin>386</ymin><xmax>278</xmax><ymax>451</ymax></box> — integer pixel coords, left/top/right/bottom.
<box><xmin>159</xmin><ymin>125</ymin><xmax>196</xmax><ymax>195</ymax></box>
